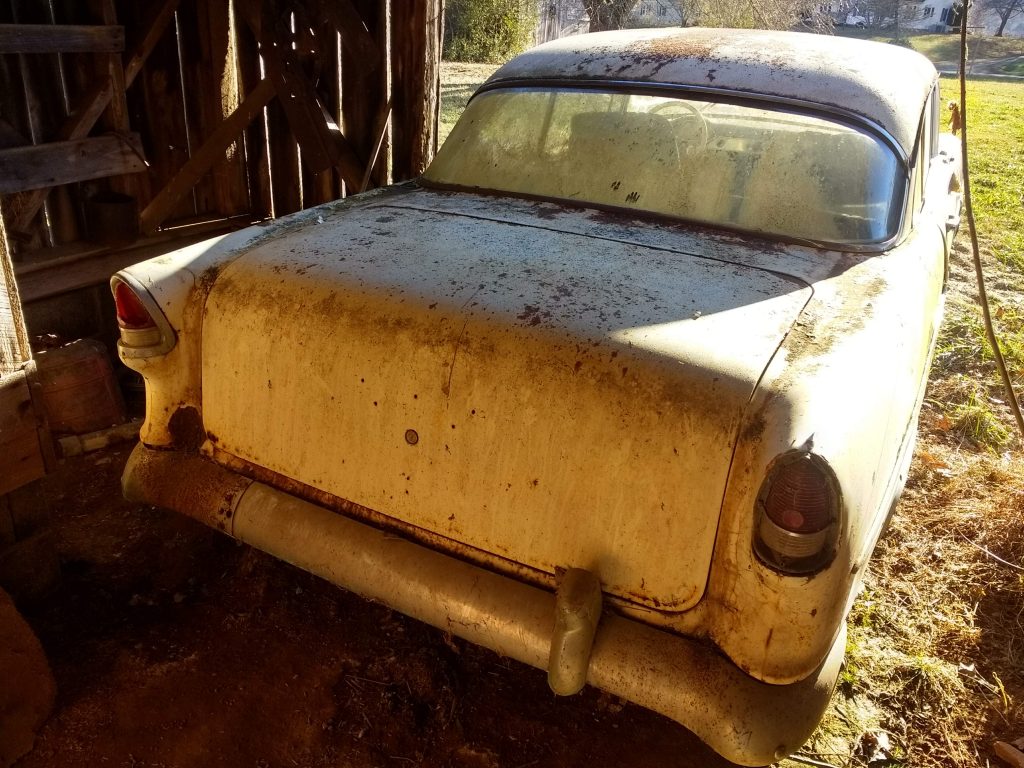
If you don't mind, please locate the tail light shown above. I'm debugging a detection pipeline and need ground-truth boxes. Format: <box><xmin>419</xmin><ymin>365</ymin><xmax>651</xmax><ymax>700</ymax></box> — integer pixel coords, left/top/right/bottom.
<box><xmin>115</xmin><ymin>281</ymin><xmax>156</xmax><ymax>330</ymax></box>
<box><xmin>754</xmin><ymin>451</ymin><xmax>841</xmax><ymax>574</ymax></box>
<box><xmin>110</xmin><ymin>276</ymin><xmax>175</xmax><ymax>356</ymax></box>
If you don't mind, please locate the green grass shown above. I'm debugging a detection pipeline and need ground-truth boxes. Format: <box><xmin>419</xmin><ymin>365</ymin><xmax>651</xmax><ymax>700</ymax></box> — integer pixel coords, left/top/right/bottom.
<box><xmin>1000</xmin><ymin>58</ymin><xmax>1024</xmax><ymax>75</ymax></box>
<box><xmin>940</xmin><ymin>76</ymin><xmax>1024</xmax><ymax>272</ymax></box>
<box><xmin>835</xmin><ymin>28</ymin><xmax>1024</xmax><ymax>63</ymax></box>
<box><xmin>439</xmin><ymin>62</ymin><xmax>500</xmax><ymax>145</ymax></box>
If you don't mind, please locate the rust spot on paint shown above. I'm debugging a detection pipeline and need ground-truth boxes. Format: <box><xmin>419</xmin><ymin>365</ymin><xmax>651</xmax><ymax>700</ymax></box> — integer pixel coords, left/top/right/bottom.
<box><xmin>782</xmin><ymin>276</ymin><xmax>886</xmax><ymax>368</ymax></box>
<box><xmin>168</xmin><ymin>406</ymin><xmax>205</xmax><ymax>452</ymax></box>
<box><xmin>124</xmin><ymin>447</ymin><xmax>250</xmax><ymax>532</ymax></box>
<box><xmin>740</xmin><ymin>411</ymin><xmax>767</xmax><ymax>443</ymax></box>
<box><xmin>195</xmin><ymin>262</ymin><xmax>228</xmax><ymax>293</ymax></box>
<box><xmin>640</xmin><ymin>36</ymin><xmax>717</xmax><ymax>64</ymax></box>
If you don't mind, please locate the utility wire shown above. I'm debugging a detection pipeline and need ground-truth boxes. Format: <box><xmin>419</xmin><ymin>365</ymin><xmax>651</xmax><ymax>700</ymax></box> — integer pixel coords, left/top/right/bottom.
<box><xmin>958</xmin><ymin>10</ymin><xmax>1024</xmax><ymax>445</ymax></box>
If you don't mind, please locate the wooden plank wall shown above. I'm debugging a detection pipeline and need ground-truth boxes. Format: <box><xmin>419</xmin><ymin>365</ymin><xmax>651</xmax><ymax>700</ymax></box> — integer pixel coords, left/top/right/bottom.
<box><xmin>0</xmin><ymin>0</ymin><xmax>444</xmax><ymax>268</ymax></box>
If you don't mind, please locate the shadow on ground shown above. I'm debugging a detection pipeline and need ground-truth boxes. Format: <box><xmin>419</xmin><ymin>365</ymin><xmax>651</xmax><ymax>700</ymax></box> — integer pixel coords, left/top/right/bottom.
<box><xmin>17</xmin><ymin>443</ymin><xmax>736</xmax><ymax>768</ymax></box>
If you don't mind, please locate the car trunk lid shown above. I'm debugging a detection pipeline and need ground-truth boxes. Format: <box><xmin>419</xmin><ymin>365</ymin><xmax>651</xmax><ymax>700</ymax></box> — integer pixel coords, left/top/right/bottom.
<box><xmin>200</xmin><ymin>194</ymin><xmax>812</xmax><ymax>612</ymax></box>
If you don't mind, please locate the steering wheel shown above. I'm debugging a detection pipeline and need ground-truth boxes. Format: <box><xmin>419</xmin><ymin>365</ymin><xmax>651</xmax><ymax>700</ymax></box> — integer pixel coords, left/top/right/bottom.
<box><xmin>650</xmin><ymin>101</ymin><xmax>709</xmax><ymax>156</ymax></box>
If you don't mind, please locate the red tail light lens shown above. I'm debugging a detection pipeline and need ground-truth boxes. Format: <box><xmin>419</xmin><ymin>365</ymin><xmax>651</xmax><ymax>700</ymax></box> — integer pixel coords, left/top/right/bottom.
<box><xmin>754</xmin><ymin>452</ymin><xmax>840</xmax><ymax>574</ymax></box>
<box><xmin>111</xmin><ymin>277</ymin><xmax>174</xmax><ymax>355</ymax></box>
<box><xmin>114</xmin><ymin>281</ymin><xmax>156</xmax><ymax>329</ymax></box>
<box><xmin>764</xmin><ymin>458</ymin><xmax>833</xmax><ymax>534</ymax></box>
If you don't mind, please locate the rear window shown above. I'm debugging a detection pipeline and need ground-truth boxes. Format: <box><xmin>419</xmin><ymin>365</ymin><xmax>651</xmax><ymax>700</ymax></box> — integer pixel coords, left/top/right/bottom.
<box><xmin>423</xmin><ymin>87</ymin><xmax>907</xmax><ymax>245</ymax></box>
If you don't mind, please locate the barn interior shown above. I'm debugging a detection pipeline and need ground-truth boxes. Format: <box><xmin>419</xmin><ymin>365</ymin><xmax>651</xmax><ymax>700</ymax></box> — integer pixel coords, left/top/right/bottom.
<box><xmin>0</xmin><ymin>2</ymin><xmax>448</xmax><ymax>763</ymax></box>
<box><xmin>1</xmin><ymin>0</ymin><xmax>443</xmax><ymax>498</ymax></box>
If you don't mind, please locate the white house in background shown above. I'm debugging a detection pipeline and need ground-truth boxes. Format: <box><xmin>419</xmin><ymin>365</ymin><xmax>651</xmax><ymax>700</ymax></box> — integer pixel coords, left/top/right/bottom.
<box><xmin>631</xmin><ymin>0</ymin><xmax>685</xmax><ymax>25</ymax></box>
<box><xmin>902</xmin><ymin>0</ymin><xmax>961</xmax><ymax>31</ymax></box>
<box><xmin>842</xmin><ymin>0</ymin><xmax>961</xmax><ymax>31</ymax></box>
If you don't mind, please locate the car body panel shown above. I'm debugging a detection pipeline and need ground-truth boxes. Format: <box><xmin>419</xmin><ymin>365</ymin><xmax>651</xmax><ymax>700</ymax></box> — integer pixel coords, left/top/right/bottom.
<box><xmin>199</xmin><ymin>192</ymin><xmax>812</xmax><ymax>611</ymax></box>
<box><xmin>701</xmin><ymin>223</ymin><xmax>947</xmax><ymax>682</ymax></box>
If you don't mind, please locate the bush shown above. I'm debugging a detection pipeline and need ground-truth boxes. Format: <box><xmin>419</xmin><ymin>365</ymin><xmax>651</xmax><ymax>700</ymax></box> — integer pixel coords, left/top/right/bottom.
<box><xmin>445</xmin><ymin>0</ymin><xmax>537</xmax><ymax>63</ymax></box>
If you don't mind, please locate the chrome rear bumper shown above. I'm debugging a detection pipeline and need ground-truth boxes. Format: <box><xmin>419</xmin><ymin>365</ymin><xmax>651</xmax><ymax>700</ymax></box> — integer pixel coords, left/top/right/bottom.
<box><xmin>123</xmin><ymin>443</ymin><xmax>843</xmax><ymax>766</ymax></box>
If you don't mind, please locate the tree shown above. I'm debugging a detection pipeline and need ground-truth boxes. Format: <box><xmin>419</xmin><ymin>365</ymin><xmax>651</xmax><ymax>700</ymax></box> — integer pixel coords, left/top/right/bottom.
<box><xmin>857</xmin><ymin>0</ymin><xmax>929</xmax><ymax>39</ymax></box>
<box><xmin>444</xmin><ymin>0</ymin><xmax>537</xmax><ymax>62</ymax></box>
<box><xmin>581</xmin><ymin>0</ymin><xmax>641</xmax><ymax>31</ymax></box>
<box><xmin>678</xmin><ymin>0</ymin><xmax>831</xmax><ymax>29</ymax></box>
<box><xmin>978</xmin><ymin>0</ymin><xmax>1024</xmax><ymax>34</ymax></box>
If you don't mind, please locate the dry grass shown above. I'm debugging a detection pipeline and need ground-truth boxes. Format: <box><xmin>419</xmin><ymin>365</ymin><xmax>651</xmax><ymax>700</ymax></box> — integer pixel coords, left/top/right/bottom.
<box><xmin>439</xmin><ymin>61</ymin><xmax>500</xmax><ymax>145</ymax></box>
<box><xmin>835</xmin><ymin>440</ymin><xmax>1024</xmax><ymax>766</ymax></box>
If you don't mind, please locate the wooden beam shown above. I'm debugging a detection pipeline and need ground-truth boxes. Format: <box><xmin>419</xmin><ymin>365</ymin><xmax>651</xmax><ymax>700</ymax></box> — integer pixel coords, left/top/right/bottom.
<box><xmin>140</xmin><ymin>78</ymin><xmax>276</xmax><ymax>234</ymax></box>
<box><xmin>125</xmin><ymin>0</ymin><xmax>180</xmax><ymax>83</ymax></box>
<box><xmin>0</xmin><ymin>24</ymin><xmax>123</xmax><ymax>54</ymax></box>
<box><xmin>303</xmin><ymin>0</ymin><xmax>379</xmax><ymax>70</ymax></box>
<box><xmin>242</xmin><ymin>0</ymin><xmax>365</xmax><ymax>184</ymax></box>
<box><xmin>10</xmin><ymin>0</ymin><xmax>179</xmax><ymax>233</ymax></box>
<box><xmin>0</xmin><ymin>135</ymin><xmax>147</xmax><ymax>195</ymax></box>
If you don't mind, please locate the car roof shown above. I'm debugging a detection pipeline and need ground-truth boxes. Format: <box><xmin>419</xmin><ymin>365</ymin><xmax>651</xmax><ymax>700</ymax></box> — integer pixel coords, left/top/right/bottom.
<box><xmin>484</xmin><ymin>27</ymin><xmax>938</xmax><ymax>158</ymax></box>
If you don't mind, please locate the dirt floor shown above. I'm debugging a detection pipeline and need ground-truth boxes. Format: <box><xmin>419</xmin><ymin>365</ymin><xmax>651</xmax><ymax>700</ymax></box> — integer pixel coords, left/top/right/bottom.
<box><xmin>16</xmin><ymin>443</ymin><xmax>735</xmax><ymax>768</ymax></box>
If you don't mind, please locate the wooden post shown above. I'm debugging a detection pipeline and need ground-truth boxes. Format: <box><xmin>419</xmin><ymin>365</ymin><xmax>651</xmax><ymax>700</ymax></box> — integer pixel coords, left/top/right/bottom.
<box><xmin>175</xmin><ymin>0</ymin><xmax>250</xmax><ymax>218</ymax></box>
<box><xmin>375</xmin><ymin>0</ymin><xmax>392</xmax><ymax>189</ymax></box>
<box><xmin>390</xmin><ymin>0</ymin><xmax>443</xmax><ymax>181</ymax></box>
<box><xmin>0</xmin><ymin>200</ymin><xmax>47</xmax><ymax>491</ymax></box>
<box><xmin>135</xmin><ymin>2</ymin><xmax>196</xmax><ymax>225</ymax></box>
<box><xmin>341</xmin><ymin>0</ymin><xmax>378</xmax><ymax>188</ymax></box>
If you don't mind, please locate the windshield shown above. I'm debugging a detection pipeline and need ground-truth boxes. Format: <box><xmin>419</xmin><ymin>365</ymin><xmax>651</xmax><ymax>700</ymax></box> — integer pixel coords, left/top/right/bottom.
<box><xmin>423</xmin><ymin>87</ymin><xmax>907</xmax><ymax>245</ymax></box>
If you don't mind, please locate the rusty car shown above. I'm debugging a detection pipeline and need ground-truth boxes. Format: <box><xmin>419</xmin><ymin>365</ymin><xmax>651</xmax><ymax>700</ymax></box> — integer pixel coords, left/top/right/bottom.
<box><xmin>112</xmin><ymin>28</ymin><xmax>962</xmax><ymax>765</ymax></box>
